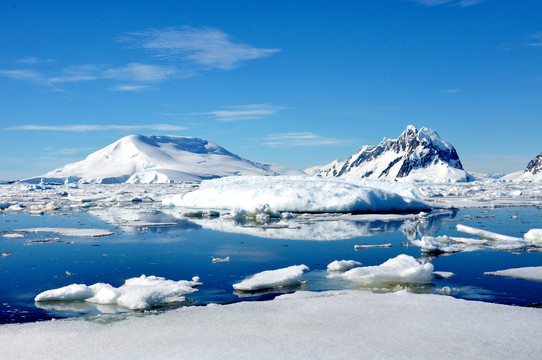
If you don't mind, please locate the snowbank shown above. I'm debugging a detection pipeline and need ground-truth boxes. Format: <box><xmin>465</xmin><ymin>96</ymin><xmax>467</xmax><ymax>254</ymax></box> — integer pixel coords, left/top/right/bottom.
<box><xmin>162</xmin><ymin>176</ymin><xmax>432</xmax><ymax>213</ymax></box>
<box><xmin>35</xmin><ymin>275</ymin><xmax>202</xmax><ymax>310</ymax></box>
<box><xmin>233</xmin><ymin>265</ymin><xmax>309</xmax><ymax>291</ymax></box>
<box><xmin>328</xmin><ymin>254</ymin><xmax>433</xmax><ymax>285</ymax></box>
<box><xmin>2</xmin><ymin>290</ymin><xmax>542</xmax><ymax>360</ymax></box>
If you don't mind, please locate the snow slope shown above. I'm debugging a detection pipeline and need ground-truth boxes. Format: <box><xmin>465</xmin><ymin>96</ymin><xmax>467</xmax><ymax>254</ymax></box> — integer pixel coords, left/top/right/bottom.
<box><xmin>318</xmin><ymin>125</ymin><xmax>473</xmax><ymax>183</ymax></box>
<box><xmin>22</xmin><ymin>135</ymin><xmax>302</xmax><ymax>184</ymax></box>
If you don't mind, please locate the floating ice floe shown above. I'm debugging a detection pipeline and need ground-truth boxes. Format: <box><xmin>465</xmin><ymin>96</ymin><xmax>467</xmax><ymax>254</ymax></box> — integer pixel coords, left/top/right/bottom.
<box><xmin>14</xmin><ymin>227</ymin><xmax>114</xmax><ymax>238</ymax></box>
<box><xmin>232</xmin><ymin>265</ymin><xmax>309</xmax><ymax>291</ymax></box>
<box><xmin>327</xmin><ymin>260</ymin><xmax>362</xmax><ymax>272</ymax></box>
<box><xmin>162</xmin><ymin>176</ymin><xmax>432</xmax><ymax>213</ymax></box>
<box><xmin>327</xmin><ymin>254</ymin><xmax>433</xmax><ymax>285</ymax></box>
<box><xmin>34</xmin><ymin>275</ymin><xmax>202</xmax><ymax>310</ymax></box>
<box><xmin>354</xmin><ymin>243</ymin><xmax>392</xmax><ymax>250</ymax></box>
<box><xmin>456</xmin><ymin>224</ymin><xmax>522</xmax><ymax>242</ymax></box>
<box><xmin>2</xmin><ymin>233</ymin><xmax>25</xmax><ymax>238</ymax></box>
<box><xmin>484</xmin><ymin>267</ymin><xmax>542</xmax><ymax>282</ymax></box>
<box><xmin>212</xmin><ymin>257</ymin><xmax>230</xmax><ymax>263</ymax></box>
<box><xmin>410</xmin><ymin>235</ymin><xmax>488</xmax><ymax>253</ymax></box>
<box><xmin>433</xmin><ymin>271</ymin><xmax>455</xmax><ymax>279</ymax></box>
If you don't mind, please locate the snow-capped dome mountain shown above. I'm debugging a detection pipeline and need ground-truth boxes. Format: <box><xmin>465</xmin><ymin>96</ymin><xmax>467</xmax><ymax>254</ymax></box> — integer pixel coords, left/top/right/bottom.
<box><xmin>502</xmin><ymin>152</ymin><xmax>542</xmax><ymax>182</ymax></box>
<box><xmin>317</xmin><ymin>125</ymin><xmax>473</xmax><ymax>183</ymax></box>
<box><xmin>23</xmin><ymin>135</ymin><xmax>303</xmax><ymax>184</ymax></box>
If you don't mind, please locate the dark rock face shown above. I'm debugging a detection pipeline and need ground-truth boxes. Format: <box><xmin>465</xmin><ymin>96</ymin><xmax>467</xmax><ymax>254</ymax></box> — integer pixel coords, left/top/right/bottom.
<box><xmin>326</xmin><ymin>126</ymin><xmax>471</xmax><ymax>181</ymax></box>
<box><xmin>525</xmin><ymin>153</ymin><xmax>542</xmax><ymax>175</ymax></box>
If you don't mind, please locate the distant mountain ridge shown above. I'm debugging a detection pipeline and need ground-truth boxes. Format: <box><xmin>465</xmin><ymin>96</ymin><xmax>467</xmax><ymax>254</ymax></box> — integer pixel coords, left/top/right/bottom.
<box><xmin>312</xmin><ymin>125</ymin><xmax>473</xmax><ymax>183</ymax></box>
<box><xmin>22</xmin><ymin>135</ymin><xmax>303</xmax><ymax>184</ymax></box>
<box><xmin>502</xmin><ymin>152</ymin><xmax>542</xmax><ymax>182</ymax></box>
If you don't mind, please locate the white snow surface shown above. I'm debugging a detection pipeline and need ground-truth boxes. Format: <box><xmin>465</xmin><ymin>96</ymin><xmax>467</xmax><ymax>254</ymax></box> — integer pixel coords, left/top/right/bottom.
<box><xmin>34</xmin><ymin>275</ymin><xmax>201</xmax><ymax>310</ymax></box>
<box><xmin>328</xmin><ymin>254</ymin><xmax>433</xmax><ymax>285</ymax></box>
<box><xmin>3</xmin><ymin>290</ymin><xmax>541</xmax><ymax>360</ymax></box>
<box><xmin>162</xmin><ymin>176</ymin><xmax>432</xmax><ymax>213</ymax></box>
<box><xmin>485</xmin><ymin>267</ymin><xmax>542</xmax><ymax>282</ymax></box>
<box><xmin>22</xmin><ymin>135</ymin><xmax>302</xmax><ymax>184</ymax></box>
<box><xmin>232</xmin><ymin>265</ymin><xmax>309</xmax><ymax>291</ymax></box>
<box><xmin>327</xmin><ymin>260</ymin><xmax>362</xmax><ymax>272</ymax></box>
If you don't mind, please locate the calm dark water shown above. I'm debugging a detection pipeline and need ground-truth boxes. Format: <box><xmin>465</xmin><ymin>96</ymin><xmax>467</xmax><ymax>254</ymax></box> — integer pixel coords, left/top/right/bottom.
<box><xmin>1</xmin><ymin>206</ymin><xmax>542</xmax><ymax>324</ymax></box>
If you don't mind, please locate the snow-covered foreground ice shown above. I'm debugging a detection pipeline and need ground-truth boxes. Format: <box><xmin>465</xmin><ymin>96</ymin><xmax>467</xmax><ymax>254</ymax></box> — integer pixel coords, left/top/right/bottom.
<box><xmin>1</xmin><ymin>290</ymin><xmax>541</xmax><ymax>360</ymax></box>
<box><xmin>162</xmin><ymin>176</ymin><xmax>432</xmax><ymax>213</ymax></box>
<box><xmin>327</xmin><ymin>254</ymin><xmax>434</xmax><ymax>285</ymax></box>
<box><xmin>34</xmin><ymin>275</ymin><xmax>202</xmax><ymax>310</ymax></box>
<box><xmin>233</xmin><ymin>265</ymin><xmax>309</xmax><ymax>291</ymax></box>
<box><xmin>485</xmin><ymin>267</ymin><xmax>542</xmax><ymax>282</ymax></box>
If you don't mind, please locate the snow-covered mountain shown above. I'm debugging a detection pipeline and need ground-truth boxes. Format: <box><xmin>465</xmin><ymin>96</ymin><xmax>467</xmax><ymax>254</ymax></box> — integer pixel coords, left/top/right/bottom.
<box><xmin>502</xmin><ymin>152</ymin><xmax>542</xmax><ymax>182</ymax></box>
<box><xmin>22</xmin><ymin>135</ymin><xmax>303</xmax><ymax>184</ymax></box>
<box><xmin>315</xmin><ymin>125</ymin><xmax>473</xmax><ymax>183</ymax></box>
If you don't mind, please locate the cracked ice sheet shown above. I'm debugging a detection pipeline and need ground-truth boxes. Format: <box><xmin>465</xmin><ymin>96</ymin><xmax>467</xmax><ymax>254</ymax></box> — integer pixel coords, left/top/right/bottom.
<box><xmin>1</xmin><ymin>290</ymin><xmax>542</xmax><ymax>360</ymax></box>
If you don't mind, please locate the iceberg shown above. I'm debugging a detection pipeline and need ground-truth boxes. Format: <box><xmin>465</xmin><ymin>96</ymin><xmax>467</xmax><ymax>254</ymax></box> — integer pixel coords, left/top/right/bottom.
<box><xmin>327</xmin><ymin>260</ymin><xmax>362</xmax><ymax>272</ymax></box>
<box><xmin>163</xmin><ymin>176</ymin><xmax>432</xmax><ymax>213</ymax></box>
<box><xmin>484</xmin><ymin>267</ymin><xmax>542</xmax><ymax>282</ymax></box>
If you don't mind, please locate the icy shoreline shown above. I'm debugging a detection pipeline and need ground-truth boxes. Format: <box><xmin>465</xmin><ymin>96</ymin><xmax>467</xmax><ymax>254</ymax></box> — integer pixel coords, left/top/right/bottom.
<box><xmin>1</xmin><ymin>290</ymin><xmax>541</xmax><ymax>359</ymax></box>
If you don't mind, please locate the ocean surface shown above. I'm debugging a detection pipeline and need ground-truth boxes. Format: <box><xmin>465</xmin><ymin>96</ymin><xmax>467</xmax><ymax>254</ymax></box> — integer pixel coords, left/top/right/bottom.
<box><xmin>1</xmin><ymin>206</ymin><xmax>542</xmax><ymax>324</ymax></box>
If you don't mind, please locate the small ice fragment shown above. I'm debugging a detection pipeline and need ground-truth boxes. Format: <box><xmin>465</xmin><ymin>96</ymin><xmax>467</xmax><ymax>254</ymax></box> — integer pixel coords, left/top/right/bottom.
<box><xmin>354</xmin><ymin>244</ymin><xmax>392</xmax><ymax>250</ymax></box>
<box><xmin>1</xmin><ymin>252</ymin><xmax>15</xmax><ymax>257</ymax></box>
<box><xmin>433</xmin><ymin>271</ymin><xmax>455</xmax><ymax>279</ymax></box>
<box><xmin>212</xmin><ymin>257</ymin><xmax>230</xmax><ymax>263</ymax></box>
<box><xmin>327</xmin><ymin>260</ymin><xmax>362</xmax><ymax>272</ymax></box>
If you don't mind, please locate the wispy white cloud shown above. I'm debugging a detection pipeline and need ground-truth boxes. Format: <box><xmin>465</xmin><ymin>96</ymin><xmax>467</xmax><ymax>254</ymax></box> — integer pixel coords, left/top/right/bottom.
<box><xmin>263</xmin><ymin>132</ymin><xmax>347</xmax><ymax>147</ymax></box>
<box><xmin>16</xmin><ymin>57</ymin><xmax>56</xmax><ymax>65</ymax></box>
<box><xmin>0</xmin><ymin>69</ymin><xmax>49</xmax><ymax>84</ymax></box>
<box><xmin>120</xmin><ymin>26</ymin><xmax>281</xmax><ymax>70</ymax></box>
<box><xmin>410</xmin><ymin>0</ymin><xmax>483</xmax><ymax>7</ymax></box>
<box><xmin>43</xmin><ymin>146</ymin><xmax>95</xmax><ymax>155</ymax></box>
<box><xmin>440</xmin><ymin>89</ymin><xmax>460</xmax><ymax>93</ymax></box>
<box><xmin>109</xmin><ymin>84</ymin><xmax>152</xmax><ymax>92</ymax></box>
<box><xmin>4</xmin><ymin>124</ymin><xmax>186</xmax><ymax>132</ymax></box>
<box><xmin>527</xmin><ymin>32</ymin><xmax>542</xmax><ymax>47</ymax></box>
<box><xmin>195</xmin><ymin>104</ymin><xmax>283</xmax><ymax>122</ymax></box>
<box><xmin>49</xmin><ymin>63</ymin><xmax>178</xmax><ymax>83</ymax></box>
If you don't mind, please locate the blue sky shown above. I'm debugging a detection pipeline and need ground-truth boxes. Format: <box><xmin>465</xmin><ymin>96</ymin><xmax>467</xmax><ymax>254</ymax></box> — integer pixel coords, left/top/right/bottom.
<box><xmin>1</xmin><ymin>0</ymin><xmax>542</xmax><ymax>180</ymax></box>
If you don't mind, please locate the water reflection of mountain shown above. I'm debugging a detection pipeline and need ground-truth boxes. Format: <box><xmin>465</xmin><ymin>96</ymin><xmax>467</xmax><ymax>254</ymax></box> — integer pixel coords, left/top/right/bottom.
<box><xmin>165</xmin><ymin>210</ymin><xmax>457</xmax><ymax>241</ymax></box>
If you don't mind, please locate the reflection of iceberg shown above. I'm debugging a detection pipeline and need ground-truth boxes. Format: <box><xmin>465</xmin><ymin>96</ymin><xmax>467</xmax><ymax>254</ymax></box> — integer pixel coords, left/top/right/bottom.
<box><xmin>89</xmin><ymin>205</ymin><xmax>201</xmax><ymax>234</ymax></box>
<box><xmin>165</xmin><ymin>210</ymin><xmax>456</xmax><ymax>241</ymax></box>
